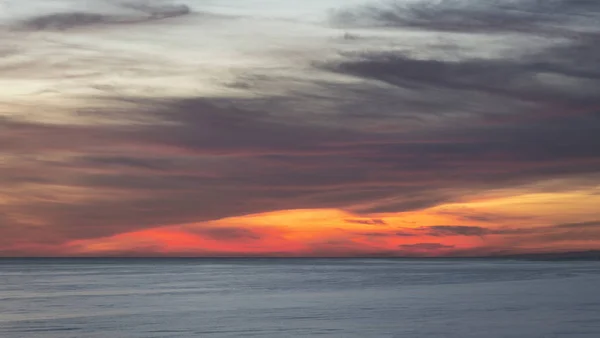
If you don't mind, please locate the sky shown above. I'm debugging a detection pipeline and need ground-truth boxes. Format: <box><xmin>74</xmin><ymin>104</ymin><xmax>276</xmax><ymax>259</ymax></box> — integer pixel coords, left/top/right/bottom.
<box><xmin>1</xmin><ymin>0</ymin><xmax>599</xmax><ymax>257</ymax></box>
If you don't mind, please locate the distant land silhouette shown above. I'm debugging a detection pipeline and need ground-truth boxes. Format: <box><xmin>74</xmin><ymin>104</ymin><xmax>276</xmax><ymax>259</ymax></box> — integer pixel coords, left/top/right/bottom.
<box><xmin>489</xmin><ymin>250</ymin><xmax>600</xmax><ymax>261</ymax></box>
<box><xmin>1</xmin><ymin>250</ymin><xmax>599</xmax><ymax>261</ymax></box>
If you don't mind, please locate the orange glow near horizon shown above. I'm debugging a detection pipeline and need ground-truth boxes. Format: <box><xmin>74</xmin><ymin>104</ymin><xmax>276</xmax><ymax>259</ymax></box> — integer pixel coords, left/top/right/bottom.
<box><xmin>51</xmin><ymin>189</ymin><xmax>600</xmax><ymax>257</ymax></box>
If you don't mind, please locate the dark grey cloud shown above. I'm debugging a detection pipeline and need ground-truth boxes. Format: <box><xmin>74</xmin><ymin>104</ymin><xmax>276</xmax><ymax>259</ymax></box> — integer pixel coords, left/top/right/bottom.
<box><xmin>326</xmin><ymin>1</ymin><xmax>600</xmax><ymax>128</ymax></box>
<box><xmin>399</xmin><ymin>243</ymin><xmax>455</xmax><ymax>251</ymax></box>
<box><xmin>354</xmin><ymin>221</ymin><xmax>600</xmax><ymax>241</ymax></box>
<box><xmin>541</xmin><ymin>221</ymin><xmax>600</xmax><ymax>241</ymax></box>
<box><xmin>359</xmin><ymin>231</ymin><xmax>417</xmax><ymax>238</ymax></box>
<box><xmin>113</xmin><ymin>97</ymin><xmax>366</xmax><ymax>156</ymax></box>
<box><xmin>553</xmin><ymin>220</ymin><xmax>600</xmax><ymax>229</ymax></box>
<box><xmin>322</xmin><ymin>46</ymin><xmax>600</xmax><ymax>106</ymax></box>
<box><xmin>316</xmin><ymin>33</ymin><xmax>600</xmax><ymax>191</ymax></box>
<box><xmin>494</xmin><ymin>220</ymin><xmax>600</xmax><ymax>247</ymax></box>
<box><xmin>345</xmin><ymin>218</ymin><xmax>387</xmax><ymax>225</ymax></box>
<box><xmin>497</xmin><ymin>221</ymin><xmax>600</xmax><ymax>235</ymax></box>
<box><xmin>357</xmin><ymin>232</ymin><xmax>389</xmax><ymax>238</ymax></box>
<box><xmin>426</xmin><ymin>225</ymin><xmax>490</xmax><ymax>237</ymax></box>
<box><xmin>19</xmin><ymin>12</ymin><xmax>122</xmax><ymax>31</ymax></box>
<box><xmin>463</xmin><ymin>221</ymin><xmax>600</xmax><ymax>245</ymax></box>
<box><xmin>394</xmin><ymin>231</ymin><xmax>418</xmax><ymax>237</ymax></box>
<box><xmin>435</xmin><ymin>209</ymin><xmax>535</xmax><ymax>223</ymax></box>
<box><xmin>331</xmin><ymin>0</ymin><xmax>600</xmax><ymax>34</ymax></box>
<box><xmin>538</xmin><ymin>230</ymin><xmax>600</xmax><ymax>242</ymax></box>
<box><xmin>14</xmin><ymin>3</ymin><xmax>190</xmax><ymax>31</ymax></box>
<box><xmin>356</xmin><ymin>225</ymin><xmax>525</xmax><ymax>239</ymax></box>
<box><xmin>355</xmin><ymin>194</ymin><xmax>458</xmax><ymax>214</ymax></box>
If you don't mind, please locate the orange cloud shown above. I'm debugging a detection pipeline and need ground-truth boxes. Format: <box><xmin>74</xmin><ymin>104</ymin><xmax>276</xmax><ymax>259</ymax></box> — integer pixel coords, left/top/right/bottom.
<box><xmin>3</xmin><ymin>188</ymin><xmax>598</xmax><ymax>257</ymax></box>
<box><xmin>60</xmin><ymin>207</ymin><xmax>489</xmax><ymax>256</ymax></box>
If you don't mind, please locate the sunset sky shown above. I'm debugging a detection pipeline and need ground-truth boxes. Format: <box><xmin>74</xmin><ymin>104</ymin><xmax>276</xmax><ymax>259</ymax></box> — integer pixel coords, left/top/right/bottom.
<box><xmin>1</xmin><ymin>0</ymin><xmax>599</xmax><ymax>257</ymax></box>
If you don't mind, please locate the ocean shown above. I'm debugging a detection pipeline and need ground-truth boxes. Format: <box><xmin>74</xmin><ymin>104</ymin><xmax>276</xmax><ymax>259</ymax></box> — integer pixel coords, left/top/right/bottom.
<box><xmin>1</xmin><ymin>259</ymin><xmax>599</xmax><ymax>337</ymax></box>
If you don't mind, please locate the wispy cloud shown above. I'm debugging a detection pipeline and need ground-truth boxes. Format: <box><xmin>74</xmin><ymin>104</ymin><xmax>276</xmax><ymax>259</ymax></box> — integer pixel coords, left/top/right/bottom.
<box><xmin>345</xmin><ymin>218</ymin><xmax>388</xmax><ymax>225</ymax></box>
<box><xmin>331</xmin><ymin>0</ymin><xmax>600</xmax><ymax>34</ymax></box>
<box><xmin>12</xmin><ymin>2</ymin><xmax>191</xmax><ymax>31</ymax></box>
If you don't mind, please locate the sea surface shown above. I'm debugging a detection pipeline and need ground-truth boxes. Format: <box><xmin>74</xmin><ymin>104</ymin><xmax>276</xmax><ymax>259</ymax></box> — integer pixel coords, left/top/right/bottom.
<box><xmin>0</xmin><ymin>259</ymin><xmax>599</xmax><ymax>337</ymax></box>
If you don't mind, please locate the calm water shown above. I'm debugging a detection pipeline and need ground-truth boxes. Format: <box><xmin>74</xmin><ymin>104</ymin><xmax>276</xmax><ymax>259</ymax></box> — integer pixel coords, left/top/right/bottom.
<box><xmin>1</xmin><ymin>259</ymin><xmax>599</xmax><ymax>337</ymax></box>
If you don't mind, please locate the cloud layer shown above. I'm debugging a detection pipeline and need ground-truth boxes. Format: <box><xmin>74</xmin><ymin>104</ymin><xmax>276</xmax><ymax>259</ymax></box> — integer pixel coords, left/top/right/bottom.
<box><xmin>1</xmin><ymin>0</ymin><xmax>599</xmax><ymax>256</ymax></box>
<box><xmin>6</xmin><ymin>1</ymin><xmax>191</xmax><ymax>31</ymax></box>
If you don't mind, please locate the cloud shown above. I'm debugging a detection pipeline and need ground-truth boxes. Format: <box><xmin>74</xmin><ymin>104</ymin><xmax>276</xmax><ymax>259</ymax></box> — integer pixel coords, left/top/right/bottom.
<box><xmin>462</xmin><ymin>219</ymin><xmax>600</xmax><ymax>248</ymax></box>
<box><xmin>73</xmin><ymin>155</ymin><xmax>180</xmax><ymax>172</ymax></box>
<box><xmin>119</xmin><ymin>2</ymin><xmax>191</xmax><ymax>18</ymax></box>
<box><xmin>357</xmin><ymin>225</ymin><xmax>521</xmax><ymax>239</ymax></box>
<box><xmin>325</xmin><ymin>2</ymin><xmax>600</xmax><ymax>127</ymax></box>
<box><xmin>394</xmin><ymin>231</ymin><xmax>418</xmax><ymax>237</ymax></box>
<box><xmin>331</xmin><ymin>0</ymin><xmax>600</xmax><ymax>34</ymax></box>
<box><xmin>553</xmin><ymin>220</ymin><xmax>600</xmax><ymax>229</ymax></box>
<box><xmin>426</xmin><ymin>225</ymin><xmax>490</xmax><ymax>237</ymax></box>
<box><xmin>322</xmin><ymin>47</ymin><xmax>600</xmax><ymax>106</ymax></box>
<box><xmin>189</xmin><ymin>227</ymin><xmax>262</xmax><ymax>241</ymax></box>
<box><xmin>13</xmin><ymin>2</ymin><xmax>191</xmax><ymax>31</ymax></box>
<box><xmin>0</xmin><ymin>117</ymin><xmax>124</xmax><ymax>153</ymax></box>
<box><xmin>1</xmin><ymin>90</ymin><xmax>598</xmax><ymax>247</ymax></box>
<box><xmin>359</xmin><ymin>231</ymin><xmax>417</xmax><ymax>238</ymax></box>
<box><xmin>435</xmin><ymin>208</ymin><xmax>534</xmax><ymax>223</ymax></box>
<box><xmin>345</xmin><ymin>218</ymin><xmax>387</xmax><ymax>225</ymax></box>
<box><xmin>1</xmin><ymin>0</ymin><xmax>599</xmax><ymax>256</ymax></box>
<box><xmin>19</xmin><ymin>12</ymin><xmax>110</xmax><ymax>31</ymax></box>
<box><xmin>540</xmin><ymin>220</ymin><xmax>600</xmax><ymax>242</ymax></box>
<box><xmin>538</xmin><ymin>230</ymin><xmax>600</xmax><ymax>242</ymax></box>
<box><xmin>316</xmin><ymin>41</ymin><xmax>600</xmax><ymax>191</ymax></box>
